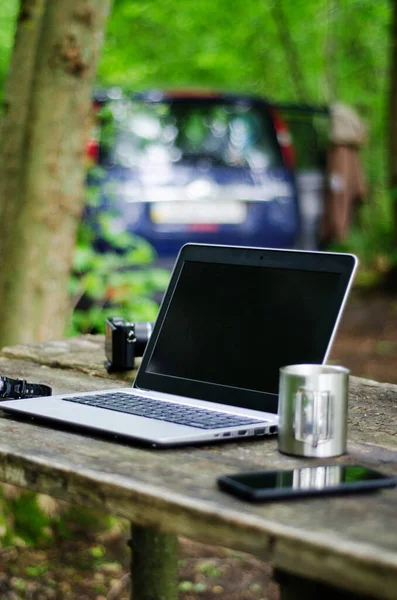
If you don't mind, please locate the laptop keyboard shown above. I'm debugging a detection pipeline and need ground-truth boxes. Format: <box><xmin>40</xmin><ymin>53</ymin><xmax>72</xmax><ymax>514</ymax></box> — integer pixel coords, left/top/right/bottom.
<box><xmin>63</xmin><ymin>392</ymin><xmax>266</xmax><ymax>430</ymax></box>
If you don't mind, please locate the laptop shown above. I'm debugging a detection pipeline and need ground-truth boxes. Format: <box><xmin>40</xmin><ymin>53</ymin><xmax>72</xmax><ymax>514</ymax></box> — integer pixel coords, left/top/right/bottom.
<box><xmin>1</xmin><ymin>244</ymin><xmax>357</xmax><ymax>447</ymax></box>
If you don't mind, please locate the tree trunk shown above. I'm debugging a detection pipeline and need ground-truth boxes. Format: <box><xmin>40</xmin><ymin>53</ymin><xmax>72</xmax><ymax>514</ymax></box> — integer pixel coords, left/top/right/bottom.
<box><xmin>270</xmin><ymin>0</ymin><xmax>307</xmax><ymax>102</ymax></box>
<box><xmin>325</xmin><ymin>0</ymin><xmax>337</xmax><ymax>103</ymax></box>
<box><xmin>0</xmin><ymin>0</ymin><xmax>112</xmax><ymax>347</ymax></box>
<box><xmin>0</xmin><ymin>0</ymin><xmax>46</xmax><ymax>227</ymax></box>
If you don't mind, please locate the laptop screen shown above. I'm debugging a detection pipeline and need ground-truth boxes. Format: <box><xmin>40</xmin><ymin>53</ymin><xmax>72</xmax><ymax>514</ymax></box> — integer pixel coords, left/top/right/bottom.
<box><xmin>136</xmin><ymin>245</ymin><xmax>356</xmax><ymax>413</ymax></box>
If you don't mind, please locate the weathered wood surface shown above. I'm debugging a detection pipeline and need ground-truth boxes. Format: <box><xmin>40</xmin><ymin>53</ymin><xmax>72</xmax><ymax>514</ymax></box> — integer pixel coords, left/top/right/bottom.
<box><xmin>1</xmin><ymin>337</ymin><xmax>397</xmax><ymax>599</ymax></box>
<box><xmin>0</xmin><ymin>335</ymin><xmax>137</xmax><ymax>383</ymax></box>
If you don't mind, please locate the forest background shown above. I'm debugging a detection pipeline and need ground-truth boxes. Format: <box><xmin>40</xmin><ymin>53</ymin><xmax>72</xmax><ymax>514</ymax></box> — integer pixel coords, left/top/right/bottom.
<box><xmin>0</xmin><ymin>0</ymin><xmax>394</xmax><ymax>343</ymax></box>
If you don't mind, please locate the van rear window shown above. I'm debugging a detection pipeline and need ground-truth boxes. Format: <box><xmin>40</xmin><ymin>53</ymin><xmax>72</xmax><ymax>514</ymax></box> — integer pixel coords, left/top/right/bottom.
<box><xmin>98</xmin><ymin>99</ymin><xmax>283</xmax><ymax>170</ymax></box>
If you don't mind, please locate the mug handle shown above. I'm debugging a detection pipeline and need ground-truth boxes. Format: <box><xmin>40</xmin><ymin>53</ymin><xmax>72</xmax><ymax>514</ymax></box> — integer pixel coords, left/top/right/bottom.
<box><xmin>294</xmin><ymin>388</ymin><xmax>334</xmax><ymax>447</ymax></box>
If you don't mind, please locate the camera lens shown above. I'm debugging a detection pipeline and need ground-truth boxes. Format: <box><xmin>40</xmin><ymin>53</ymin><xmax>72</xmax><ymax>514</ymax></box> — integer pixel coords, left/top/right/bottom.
<box><xmin>134</xmin><ymin>322</ymin><xmax>154</xmax><ymax>356</ymax></box>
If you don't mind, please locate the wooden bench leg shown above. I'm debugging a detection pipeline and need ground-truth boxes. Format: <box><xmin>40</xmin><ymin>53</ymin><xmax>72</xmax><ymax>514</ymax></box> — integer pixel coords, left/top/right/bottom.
<box><xmin>275</xmin><ymin>568</ymin><xmax>374</xmax><ymax>600</ymax></box>
<box><xmin>129</xmin><ymin>524</ymin><xmax>179</xmax><ymax>600</ymax></box>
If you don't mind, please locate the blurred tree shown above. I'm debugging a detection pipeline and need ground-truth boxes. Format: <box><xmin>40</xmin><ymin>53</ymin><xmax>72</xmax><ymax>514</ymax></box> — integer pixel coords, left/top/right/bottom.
<box><xmin>376</xmin><ymin>0</ymin><xmax>397</xmax><ymax>290</ymax></box>
<box><xmin>270</xmin><ymin>0</ymin><xmax>308</xmax><ymax>101</ymax></box>
<box><xmin>0</xmin><ymin>0</ymin><xmax>112</xmax><ymax>346</ymax></box>
<box><xmin>390</xmin><ymin>0</ymin><xmax>397</xmax><ymax>229</ymax></box>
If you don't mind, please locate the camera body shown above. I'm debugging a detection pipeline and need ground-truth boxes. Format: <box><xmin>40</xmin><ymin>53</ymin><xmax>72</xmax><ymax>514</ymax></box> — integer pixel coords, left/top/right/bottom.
<box><xmin>105</xmin><ymin>317</ymin><xmax>135</xmax><ymax>372</ymax></box>
<box><xmin>105</xmin><ymin>317</ymin><xmax>154</xmax><ymax>372</ymax></box>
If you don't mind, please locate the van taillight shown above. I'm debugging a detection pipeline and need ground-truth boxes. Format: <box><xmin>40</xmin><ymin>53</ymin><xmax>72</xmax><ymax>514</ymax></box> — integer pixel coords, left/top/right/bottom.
<box><xmin>87</xmin><ymin>101</ymin><xmax>102</xmax><ymax>163</ymax></box>
<box><xmin>86</xmin><ymin>139</ymin><xmax>99</xmax><ymax>163</ymax></box>
<box><xmin>270</xmin><ymin>108</ymin><xmax>295</xmax><ymax>169</ymax></box>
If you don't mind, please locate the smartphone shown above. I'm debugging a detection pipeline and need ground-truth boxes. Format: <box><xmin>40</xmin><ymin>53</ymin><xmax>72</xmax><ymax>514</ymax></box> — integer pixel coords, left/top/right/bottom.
<box><xmin>217</xmin><ymin>464</ymin><xmax>397</xmax><ymax>502</ymax></box>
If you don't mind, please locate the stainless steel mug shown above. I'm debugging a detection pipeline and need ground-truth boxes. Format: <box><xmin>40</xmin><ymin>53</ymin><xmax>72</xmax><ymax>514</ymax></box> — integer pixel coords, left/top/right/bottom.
<box><xmin>278</xmin><ymin>364</ymin><xmax>350</xmax><ymax>457</ymax></box>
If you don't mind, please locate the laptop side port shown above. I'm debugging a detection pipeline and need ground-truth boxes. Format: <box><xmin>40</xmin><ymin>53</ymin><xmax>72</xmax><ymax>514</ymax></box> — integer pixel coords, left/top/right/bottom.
<box><xmin>254</xmin><ymin>428</ymin><xmax>266</xmax><ymax>436</ymax></box>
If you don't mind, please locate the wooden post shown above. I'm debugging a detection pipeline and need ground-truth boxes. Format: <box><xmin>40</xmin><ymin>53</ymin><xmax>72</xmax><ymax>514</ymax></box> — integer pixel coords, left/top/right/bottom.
<box><xmin>130</xmin><ymin>524</ymin><xmax>179</xmax><ymax>600</ymax></box>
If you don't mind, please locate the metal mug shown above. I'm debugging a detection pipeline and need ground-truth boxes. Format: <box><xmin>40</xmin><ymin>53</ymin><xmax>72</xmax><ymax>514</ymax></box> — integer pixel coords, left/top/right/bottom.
<box><xmin>278</xmin><ymin>364</ymin><xmax>350</xmax><ymax>458</ymax></box>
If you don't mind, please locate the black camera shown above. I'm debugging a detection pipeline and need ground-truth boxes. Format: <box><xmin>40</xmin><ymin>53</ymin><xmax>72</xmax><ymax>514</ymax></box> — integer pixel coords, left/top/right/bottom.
<box><xmin>105</xmin><ymin>317</ymin><xmax>154</xmax><ymax>372</ymax></box>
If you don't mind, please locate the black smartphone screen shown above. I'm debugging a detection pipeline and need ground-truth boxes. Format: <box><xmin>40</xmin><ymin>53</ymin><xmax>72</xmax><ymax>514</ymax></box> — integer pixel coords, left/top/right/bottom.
<box><xmin>217</xmin><ymin>465</ymin><xmax>397</xmax><ymax>502</ymax></box>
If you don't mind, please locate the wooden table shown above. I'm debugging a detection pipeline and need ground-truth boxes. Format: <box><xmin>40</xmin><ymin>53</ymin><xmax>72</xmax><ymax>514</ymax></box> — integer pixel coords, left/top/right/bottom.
<box><xmin>1</xmin><ymin>335</ymin><xmax>397</xmax><ymax>600</ymax></box>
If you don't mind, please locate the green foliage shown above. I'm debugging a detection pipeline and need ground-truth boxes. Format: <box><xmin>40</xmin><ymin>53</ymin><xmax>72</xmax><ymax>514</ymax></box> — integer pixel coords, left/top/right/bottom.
<box><xmin>195</xmin><ymin>559</ymin><xmax>222</xmax><ymax>578</ymax></box>
<box><xmin>179</xmin><ymin>580</ymin><xmax>207</xmax><ymax>593</ymax></box>
<box><xmin>25</xmin><ymin>563</ymin><xmax>50</xmax><ymax>577</ymax></box>
<box><xmin>67</xmin><ymin>194</ymin><xmax>170</xmax><ymax>335</ymax></box>
<box><xmin>0</xmin><ymin>0</ymin><xmax>18</xmax><ymax>106</ymax></box>
<box><xmin>329</xmin><ymin>190</ymin><xmax>397</xmax><ymax>285</ymax></box>
<box><xmin>0</xmin><ymin>489</ymin><xmax>52</xmax><ymax>547</ymax></box>
<box><xmin>0</xmin><ymin>484</ymin><xmax>120</xmax><ymax>549</ymax></box>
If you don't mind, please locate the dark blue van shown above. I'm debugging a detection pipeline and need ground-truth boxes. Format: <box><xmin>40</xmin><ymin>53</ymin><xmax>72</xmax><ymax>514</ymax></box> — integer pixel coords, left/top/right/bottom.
<box><xmin>86</xmin><ymin>88</ymin><xmax>300</xmax><ymax>265</ymax></box>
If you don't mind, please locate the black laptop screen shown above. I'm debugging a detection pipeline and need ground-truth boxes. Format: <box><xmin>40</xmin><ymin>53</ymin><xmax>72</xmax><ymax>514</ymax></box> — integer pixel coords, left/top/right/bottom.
<box><xmin>145</xmin><ymin>260</ymin><xmax>341</xmax><ymax>395</ymax></box>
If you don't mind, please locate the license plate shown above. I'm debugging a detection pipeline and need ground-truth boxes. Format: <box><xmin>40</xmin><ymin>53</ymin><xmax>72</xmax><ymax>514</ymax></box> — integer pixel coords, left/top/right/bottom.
<box><xmin>150</xmin><ymin>202</ymin><xmax>247</xmax><ymax>224</ymax></box>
